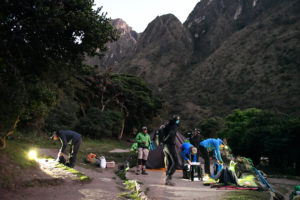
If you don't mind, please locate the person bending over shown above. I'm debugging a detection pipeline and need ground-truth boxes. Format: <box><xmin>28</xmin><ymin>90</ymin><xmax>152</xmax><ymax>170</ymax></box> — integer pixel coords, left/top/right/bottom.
<box><xmin>181</xmin><ymin>142</ymin><xmax>197</xmax><ymax>179</ymax></box>
<box><xmin>51</xmin><ymin>130</ymin><xmax>82</xmax><ymax>168</ymax></box>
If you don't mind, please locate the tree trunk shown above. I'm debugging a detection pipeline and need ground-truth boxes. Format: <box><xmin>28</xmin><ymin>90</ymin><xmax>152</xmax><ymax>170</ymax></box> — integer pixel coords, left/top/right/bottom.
<box><xmin>118</xmin><ymin>119</ymin><xmax>125</xmax><ymax>140</ymax></box>
<box><xmin>0</xmin><ymin>115</ymin><xmax>20</xmax><ymax>149</ymax></box>
<box><xmin>0</xmin><ymin>136</ymin><xmax>6</xmax><ymax>149</ymax></box>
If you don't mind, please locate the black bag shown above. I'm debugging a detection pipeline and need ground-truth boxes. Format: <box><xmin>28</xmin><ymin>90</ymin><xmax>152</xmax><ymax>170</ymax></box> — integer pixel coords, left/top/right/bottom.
<box><xmin>215</xmin><ymin>168</ymin><xmax>238</xmax><ymax>185</ymax></box>
<box><xmin>182</xmin><ymin>164</ymin><xmax>191</xmax><ymax>179</ymax></box>
<box><xmin>58</xmin><ymin>155</ymin><xmax>66</xmax><ymax>164</ymax></box>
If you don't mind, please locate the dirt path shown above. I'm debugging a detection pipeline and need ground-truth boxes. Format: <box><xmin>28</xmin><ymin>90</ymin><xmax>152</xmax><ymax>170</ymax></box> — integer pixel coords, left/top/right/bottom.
<box><xmin>126</xmin><ymin>168</ymin><xmax>228</xmax><ymax>200</ymax></box>
<box><xmin>2</xmin><ymin>148</ymin><xmax>125</xmax><ymax>200</ymax></box>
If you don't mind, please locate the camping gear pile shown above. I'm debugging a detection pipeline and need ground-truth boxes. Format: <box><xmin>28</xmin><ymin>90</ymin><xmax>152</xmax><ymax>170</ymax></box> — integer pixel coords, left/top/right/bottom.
<box><xmin>85</xmin><ymin>153</ymin><xmax>107</xmax><ymax>168</ymax></box>
<box><xmin>203</xmin><ymin>152</ymin><xmax>284</xmax><ymax>199</ymax></box>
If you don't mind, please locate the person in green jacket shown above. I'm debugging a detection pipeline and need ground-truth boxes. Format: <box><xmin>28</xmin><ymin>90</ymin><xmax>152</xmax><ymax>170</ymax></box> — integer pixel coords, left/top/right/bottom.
<box><xmin>135</xmin><ymin>126</ymin><xmax>151</xmax><ymax>175</ymax></box>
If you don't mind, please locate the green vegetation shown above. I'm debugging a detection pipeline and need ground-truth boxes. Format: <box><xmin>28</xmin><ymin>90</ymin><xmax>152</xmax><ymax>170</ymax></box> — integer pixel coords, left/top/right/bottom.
<box><xmin>0</xmin><ymin>0</ymin><xmax>162</xmax><ymax>148</ymax></box>
<box><xmin>119</xmin><ymin>180</ymin><xmax>142</xmax><ymax>200</ymax></box>
<box><xmin>218</xmin><ymin>108</ymin><xmax>300</xmax><ymax>175</ymax></box>
<box><xmin>2</xmin><ymin>140</ymin><xmax>38</xmax><ymax>169</ymax></box>
<box><xmin>55</xmin><ymin>163</ymin><xmax>91</xmax><ymax>183</ymax></box>
<box><xmin>223</xmin><ymin>190</ymin><xmax>270</xmax><ymax>200</ymax></box>
<box><xmin>0</xmin><ymin>0</ymin><xmax>118</xmax><ymax>148</ymax></box>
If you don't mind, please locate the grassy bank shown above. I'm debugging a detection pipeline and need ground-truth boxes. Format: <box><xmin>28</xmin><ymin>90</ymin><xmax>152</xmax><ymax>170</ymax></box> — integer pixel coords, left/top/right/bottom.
<box><xmin>3</xmin><ymin>131</ymin><xmax>132</xmax><ymax>169</ymax></box>
<box><xmin>223</xmin><ymin>190</ymin><xmax>270</xmax><ymax>200</ymax></box>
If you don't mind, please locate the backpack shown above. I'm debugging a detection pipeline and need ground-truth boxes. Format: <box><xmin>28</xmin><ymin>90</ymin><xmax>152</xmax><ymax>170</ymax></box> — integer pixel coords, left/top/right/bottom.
<box><xmin>215</xmin><ymin>168</ymin><xmax>239</xmax><ymax>185</ymax></box>
<box><xmin>154</xmin><ymin>128</ymin><xmax>166</xmax><ymax>146</ymax></box>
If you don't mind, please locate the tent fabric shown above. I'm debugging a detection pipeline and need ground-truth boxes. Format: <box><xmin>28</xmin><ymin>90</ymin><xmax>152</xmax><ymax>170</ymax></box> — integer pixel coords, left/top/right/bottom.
<box><xmin>146</xmin><ymin>131</ymin><xmax>186</xmax><ymax>169</ymax></box>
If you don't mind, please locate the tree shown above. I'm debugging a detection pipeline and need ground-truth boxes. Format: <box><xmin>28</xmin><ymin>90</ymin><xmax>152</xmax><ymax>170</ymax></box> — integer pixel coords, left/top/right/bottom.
<box><xmin>0</xmin><ymin>0</ymin><xmax>118</xmax><ymax>148</ymax></box>
<box><xmin>74</xmin><ymin>72</ymin><xmax>162</xmax><ymax>139</ymax></box>
<box><xmin>199</xmin><ymin>117</ymin><xmax>224</xmax><ymax>138</ymax></box>
<box><xmin>218</xmin><ymin>108</ymin><xmax>300</xmax><ymax>175</ymax></box>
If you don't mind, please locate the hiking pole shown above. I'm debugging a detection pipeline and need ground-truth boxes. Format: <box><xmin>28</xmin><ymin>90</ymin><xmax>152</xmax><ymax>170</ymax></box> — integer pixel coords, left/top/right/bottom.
<box><xmin>253</xmin><ymin>167</ymin><xmax>284</xmax><ymax>200</ymax></box>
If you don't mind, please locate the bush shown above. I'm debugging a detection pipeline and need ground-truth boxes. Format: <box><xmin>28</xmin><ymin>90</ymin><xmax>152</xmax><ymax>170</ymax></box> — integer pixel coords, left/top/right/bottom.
<box><xmin>218</xmin><ymin>108</ymin><xmax>300</xmax><ymax>175</ymax></box>
<box><xmin>75</xmin><ymin>107</ymin><xmax>123</xmax><ymax>138</ymax></box>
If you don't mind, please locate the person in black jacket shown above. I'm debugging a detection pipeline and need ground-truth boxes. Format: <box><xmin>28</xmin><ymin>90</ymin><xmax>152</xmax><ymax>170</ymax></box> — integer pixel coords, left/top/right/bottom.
<box><xmin>189</xmin><ymin>129</ymin><xmax>211</xmax><ymax>177</ymax></box>
<box><xmin>162</xmin><ymin>115</ymin><xmax>180</xmax><ymax>186</ymax></box>
<box><xmin>51</xmin><ymin>130</ymin><xmax>82</xmax><ymax>168</ymax></box>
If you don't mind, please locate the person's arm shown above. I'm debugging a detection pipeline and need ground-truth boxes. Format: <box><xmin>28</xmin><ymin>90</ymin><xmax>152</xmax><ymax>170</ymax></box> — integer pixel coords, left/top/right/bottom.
<box><xmin>59</xmin><ymin>134</ymin><xmax>67</xmax><ymax>154</ymax></box>
<box><xmin>181</xmin><ymin>148</ymin><xmax>189</xmax><ymax>162</ymax></box>
<box><xmin>136</xmin><ymin>133</ymin><xmax>143</xmax><ymax>144</ymax></box>
<box><xmin>214</xmin><ymin>146</ymin><xmax>223</xmax><ymax>162</ymax></box>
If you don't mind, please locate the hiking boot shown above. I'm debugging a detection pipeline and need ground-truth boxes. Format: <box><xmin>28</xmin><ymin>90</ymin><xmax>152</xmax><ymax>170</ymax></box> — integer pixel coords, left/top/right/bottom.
<box><xmin>65</xmin><ymin>162</ymin><xmax>74</xmax><ymax>168</ymax></box>
<box><xmin>135</xmin><ymin>170</ymin><xmax>140</xmax><ymax>175</ymax></box>
<box><xmin>141</xmin><ymin>170</ymin><xmax>148</xmax><ymax>175</ymax></box>
<box><xmin>165</xmin><ymin>179</ymin><xmax>175</xmax><ymax>186</ymax></box>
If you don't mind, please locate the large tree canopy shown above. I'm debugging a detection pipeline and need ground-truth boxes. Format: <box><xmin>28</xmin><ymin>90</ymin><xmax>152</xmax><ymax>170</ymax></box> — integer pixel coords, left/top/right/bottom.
<box><xmin>0</xmin><ymin>0</ymin><xmax>118</xmax><ymax>147</ymax></box>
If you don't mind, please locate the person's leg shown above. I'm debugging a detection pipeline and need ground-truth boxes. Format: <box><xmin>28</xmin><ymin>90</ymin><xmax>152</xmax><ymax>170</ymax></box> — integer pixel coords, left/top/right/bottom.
<box><xmin>141</xmin><ymin>148</ymin><xmax>149</xmax><ymax>175</ymax></box>
<box><xmin>167</xmin><ymin>144</ymin><xmax>178</xmax><ymax>178</ymax></box>
<box><xmin>136</xmin><ymin>148</ymin><xmax>143</xmax><ymax>174</ymax></box>
<box><xmin>198</xmin><ymin>145</ymin><xmax>210</xmax><ymax>175</ymax></box>
<box><xmin>164</xmin><ymin>144</ymin><xmax>177</xmax><ymax>186</ymax></box>
<box><xmin>163</xmin><ymin>145</ymin><xmax>170</xmax><ymax>176</ymax></box>
<box><xmin>69</xmin><ymin>138</ymin><xmax>82</xmax><ymax>167</ymax></box>
<box><xmin>163</xmin><ymin>145</ymin><xmax>174</xmax><ymax>185</ymax></box>
<box><xmin>182</xmin><ymin>159</ymin><xmax>189</xmax><ymax>179</ymax></box>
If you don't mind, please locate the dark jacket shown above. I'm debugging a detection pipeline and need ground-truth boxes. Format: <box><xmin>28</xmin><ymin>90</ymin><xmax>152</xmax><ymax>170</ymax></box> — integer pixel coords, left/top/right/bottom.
<box><xmin>163</xmin><ymin>118</ymin><xmax>178</xmax><ymax>145</ymax></box>
<box><xmin>57</xmin><ymin>130</ymin><xmax>82</xmax><ymax>153</ymax></box>
<box><xmin>190</xmin><ymin>134</ymin><xmax>204</xmax><ymax>150</ymax></box>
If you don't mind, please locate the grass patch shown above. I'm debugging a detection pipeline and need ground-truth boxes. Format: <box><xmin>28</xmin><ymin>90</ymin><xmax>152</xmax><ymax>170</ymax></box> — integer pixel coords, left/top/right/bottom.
<box><xmin>272</xmin><ymin>183</ymin><xmax>294</xmax><ymax>195</ymax></box>
<box><xmin>1</xmin><ymin>140</ymin><xmax>38</xmax><ymax>168</ymax></box>
<box><xmin>55</xmin><ymin>163</ymin><xmax>91</xmax><ymax>183</ymax></box>
<box><xmin>7</xmin><ymin>132</ymin><xmax>132</xmax><ymax>169</ymax></box>
<box><xmin>118</xmin><ymin>180</ymin><xmax>141</xmax><ymax>200</ymax></box>
<box><xmin>223</xmin><ymin>190</ymin><xmax>270</xmax><ymax>200</ymax></box>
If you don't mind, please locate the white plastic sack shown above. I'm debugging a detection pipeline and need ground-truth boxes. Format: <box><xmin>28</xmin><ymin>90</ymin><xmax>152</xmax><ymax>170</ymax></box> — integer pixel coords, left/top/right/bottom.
<box><xmin>100</xmin><ymin>156</ymin><xmax>106</xmax><ymax>168</ymax></box>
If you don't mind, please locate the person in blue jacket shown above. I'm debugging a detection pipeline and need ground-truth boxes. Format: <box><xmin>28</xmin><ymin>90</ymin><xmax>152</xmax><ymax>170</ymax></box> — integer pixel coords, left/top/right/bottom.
<box><xmin>51</xmin><ymin>130</ymin><xmax>82</xmax><ymax>168</ymax></box>
<box><xmin>200</xmin><ymin>138</ymin><xmax>224</xmax><ymax>179</ymax></box>
<box><xmin>200</xmin><ymin>138</ymin><xmax>224</xmax><ymax>163</ymax></box>
<box><xmin>181</xmin><ymin>142</ymin><xmax>197</xmax><ymax>179</ymax></box>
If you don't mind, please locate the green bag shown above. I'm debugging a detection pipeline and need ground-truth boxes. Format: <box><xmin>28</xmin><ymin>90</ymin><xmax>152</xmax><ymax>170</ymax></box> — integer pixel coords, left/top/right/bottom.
<box><xmin>295</xmin><ymin>185</ymin><xmax>300</xmax><ymax>192</ymax></box>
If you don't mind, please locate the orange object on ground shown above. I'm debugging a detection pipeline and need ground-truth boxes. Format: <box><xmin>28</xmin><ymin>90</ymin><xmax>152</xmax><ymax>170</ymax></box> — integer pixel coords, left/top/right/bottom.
<box><xmin>87</xmin><ymin>153</ymin><xmax>96</xmax><ymax>162</ymax></box>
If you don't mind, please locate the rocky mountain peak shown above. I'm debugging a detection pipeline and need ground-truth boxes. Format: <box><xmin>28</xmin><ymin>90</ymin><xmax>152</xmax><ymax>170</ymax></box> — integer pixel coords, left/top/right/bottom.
<box><xmin>85</xmin><ymin>18</ymin><xmax>138</xmax><ymax>70</ymax></box>
<box><xmin>137</xmin><ymin>14</ymin><xmax>192</xmax><ymax>52</ymax></box>
<box><xmin>111</xmin><ymin>18</ymin><xmax>138</xmax><ymax>40</ymax></box>
<box><xmin>184</xmin><ymin>0</ymin><xmax>282</xmax><ymax>59</ymax></box>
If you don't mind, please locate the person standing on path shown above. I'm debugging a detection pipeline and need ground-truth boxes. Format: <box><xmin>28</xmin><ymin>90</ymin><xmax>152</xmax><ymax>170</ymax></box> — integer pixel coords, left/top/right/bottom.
<box><xmin>163</xmin><ymin>115</ymin><xmax>180</xmax><ymax>186</ymax></box>
<box><xmin>135</xmin><ymin>126</ymin><xmax>151</xmax><ymax>175</ymax></box>
<box><xmin>51</xmin><ymin>130</ymin><xmax>82</xmax><ymax>168</ymax></box>
<box><xmin>189</xmin><ymin>129</ymin><xmax>211</xmax><ymax>177</ymax></box>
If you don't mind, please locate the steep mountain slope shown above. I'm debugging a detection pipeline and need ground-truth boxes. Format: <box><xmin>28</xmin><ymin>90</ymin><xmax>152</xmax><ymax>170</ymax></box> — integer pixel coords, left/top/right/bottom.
<box><xmin>87</xmin><ymin>0</ymin><xmax>300</xmax><ymax>126</ymax></box>
<box><xmin>117</xmin><ymin>14</ymin><xmax>193</xmax><ymax>92</ymax></box>
<box><xmin>85</xmin><ymin>18</ymin><xmax>138</xmax><ymax>70</ymax></box>
<box><xmin>184</xmin><ymin>0</ymin><xmax>283</xmax><ymax>60</ymax></box>
<box><xmin>179</xmin><ymin>0</ymin><xmax>300</xmax><ymax>122</ymax></box>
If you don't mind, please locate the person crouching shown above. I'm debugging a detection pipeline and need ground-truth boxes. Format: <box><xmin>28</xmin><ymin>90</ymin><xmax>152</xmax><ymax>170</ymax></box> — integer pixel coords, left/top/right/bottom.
<box><xmin>181</xmin><ymin>143</ymin><xmax>198</xmax><ymax>179</ymax></box>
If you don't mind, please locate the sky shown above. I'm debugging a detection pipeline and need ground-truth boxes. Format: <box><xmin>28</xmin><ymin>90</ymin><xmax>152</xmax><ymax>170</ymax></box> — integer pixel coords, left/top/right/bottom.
<box><xmin>94</xmin><ymin>0</ymin><xmax>200</xmax><ymax>33</ymax></box>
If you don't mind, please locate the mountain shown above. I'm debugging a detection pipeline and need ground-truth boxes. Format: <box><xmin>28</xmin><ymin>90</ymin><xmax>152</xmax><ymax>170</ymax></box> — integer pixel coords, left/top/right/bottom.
<box><xmin>85</xmin><ymin>18</ymin><xmax>139</xmax><ymax>70</ymax></box>
<box><xmin>117</xmin><ymin>14</ymin><xmax>193</xmax><ymax>91</ymax></box>
<box><xmin>88</xmin><ymin>0</ymin><xmax>300</xmax><ymax>127</ymax></box>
